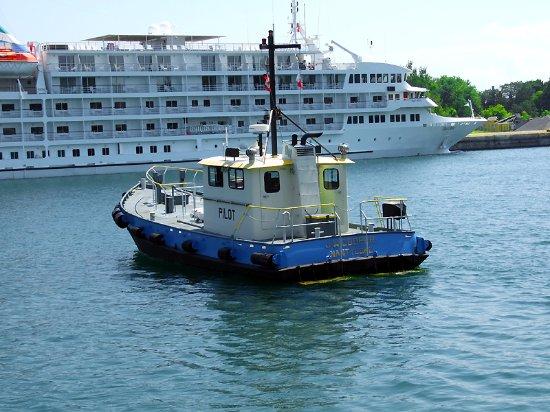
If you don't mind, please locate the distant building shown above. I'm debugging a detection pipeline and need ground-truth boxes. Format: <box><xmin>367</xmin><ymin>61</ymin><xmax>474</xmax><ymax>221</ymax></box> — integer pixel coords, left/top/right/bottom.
<box><xmin>515</xmin><ymin>116</ymin><xmax>550</xmax><ymax>132</ymax></box>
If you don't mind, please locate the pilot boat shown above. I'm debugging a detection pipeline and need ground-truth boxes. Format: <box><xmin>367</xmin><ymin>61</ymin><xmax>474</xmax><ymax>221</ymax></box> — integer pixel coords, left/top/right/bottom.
<box><xmin>112</xmin><ymin>31</ymin><xmax>432</xmax><ymax>281</ymax></box>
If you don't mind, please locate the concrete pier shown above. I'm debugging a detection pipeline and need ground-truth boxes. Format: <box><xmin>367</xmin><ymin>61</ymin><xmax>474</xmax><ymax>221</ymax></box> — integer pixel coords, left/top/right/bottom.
<box><xmin>451</xmin><ymin>130</ymin><xmax>550</xmax><ymax>151</ymax></box>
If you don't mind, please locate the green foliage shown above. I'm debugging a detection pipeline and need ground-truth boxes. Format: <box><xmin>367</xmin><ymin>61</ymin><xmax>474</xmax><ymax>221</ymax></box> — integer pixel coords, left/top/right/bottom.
<box><xmin>406</xmin><ymin>61</ymin><xmax>550</xmax><ymax>119</ymax></box>
<box><xmin>481</xmin><ymin>104</ymin><xmax>512</xmax><ymax>120</ymax></box>
<box><xmin>406</xmin><ymin>62</ymin><xmax>481</xmax><ymax>117</ymax></box>
<box><xmin>520</xmin><ymin>111</ymin><xmax>530</xmax><ymax>121</ymax></box>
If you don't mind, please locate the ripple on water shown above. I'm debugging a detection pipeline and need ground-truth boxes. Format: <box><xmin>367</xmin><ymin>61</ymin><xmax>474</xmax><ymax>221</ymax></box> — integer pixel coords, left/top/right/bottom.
<box><xmin>1</xmin><ymin>148</ymin><xmax>550</xmax><ymax>410</ymax></box>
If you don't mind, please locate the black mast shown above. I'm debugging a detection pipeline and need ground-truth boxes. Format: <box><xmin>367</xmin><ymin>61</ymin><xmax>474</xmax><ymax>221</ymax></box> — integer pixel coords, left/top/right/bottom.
<box><xmin>259</xmin><ymin>30</ymin><xmax>300</xmax><ymax>156</ymax></box>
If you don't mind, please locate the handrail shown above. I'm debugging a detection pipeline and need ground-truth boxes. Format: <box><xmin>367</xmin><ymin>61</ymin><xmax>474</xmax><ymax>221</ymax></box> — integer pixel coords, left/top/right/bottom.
<box><xmin>231</xmin><ymin>202</ymin><xmax>338</xmax><ymax>243</ymax></box>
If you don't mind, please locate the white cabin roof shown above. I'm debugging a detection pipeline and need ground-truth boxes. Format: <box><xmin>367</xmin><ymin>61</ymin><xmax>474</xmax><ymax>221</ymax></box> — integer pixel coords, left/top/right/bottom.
<box><xmin>85</xmin><ymin>34</ymin><xmax>222</xmax><ymax>43</ymax></box>
<box><xmin>199</xmin><ymin>155</ymin><xmax>353</xmax><ymax>170</ymax></box>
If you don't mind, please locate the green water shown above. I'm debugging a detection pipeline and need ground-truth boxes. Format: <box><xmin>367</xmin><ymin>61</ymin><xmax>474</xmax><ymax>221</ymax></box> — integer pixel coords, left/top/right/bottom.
<box><xmin>1</xmin><ymin>147</ymin><xmax>549</xmax><ymax>410</ymax></box>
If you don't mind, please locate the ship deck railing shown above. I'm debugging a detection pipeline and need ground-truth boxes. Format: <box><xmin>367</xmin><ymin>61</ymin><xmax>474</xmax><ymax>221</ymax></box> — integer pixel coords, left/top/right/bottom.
<box><xmin>358</xmin><ymin>197</ymin><xmax>412</xmax><ymax>233</ymax></box>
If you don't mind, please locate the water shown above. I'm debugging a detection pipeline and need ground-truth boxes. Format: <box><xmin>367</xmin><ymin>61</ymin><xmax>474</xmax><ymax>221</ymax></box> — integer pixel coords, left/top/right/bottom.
<box><xmin>1</xmin><ymin>147</ymin><xmax>549</xmax><ymax>410</ymax></box>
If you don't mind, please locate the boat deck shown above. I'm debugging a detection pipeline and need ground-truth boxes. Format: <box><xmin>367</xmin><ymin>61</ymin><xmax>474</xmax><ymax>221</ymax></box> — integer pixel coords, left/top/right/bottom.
<box><xmin>123</xmin><ymin>184</ymin><xmax>365</xmax><ymax>243</ymax></box>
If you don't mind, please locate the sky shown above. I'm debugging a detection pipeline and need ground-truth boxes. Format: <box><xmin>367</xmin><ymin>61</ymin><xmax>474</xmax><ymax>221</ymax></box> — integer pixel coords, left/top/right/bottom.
<box><xmin>1</xmin><ymin>0</ymin><xmax>548</xmax><ymax>90</ymax></box>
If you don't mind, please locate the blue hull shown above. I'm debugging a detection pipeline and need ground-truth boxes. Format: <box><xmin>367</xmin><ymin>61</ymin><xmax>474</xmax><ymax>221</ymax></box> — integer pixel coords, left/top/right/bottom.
<box><xmin>114</xmin><ymin>206</ymin><xmax>431</xmax><ymax>281</ymax></box>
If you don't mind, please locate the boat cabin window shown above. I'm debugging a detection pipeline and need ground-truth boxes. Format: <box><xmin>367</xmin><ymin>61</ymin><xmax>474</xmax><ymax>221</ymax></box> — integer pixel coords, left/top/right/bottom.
<box><xmin>323</xmin><ymin>168</ymin><xmax>339</xmax><ymax>190</ymax></box>
<box><xmin>29</xmin><ymin>103</ymin><xmax>42</xmax><ymax>111</ymax></box>
<box><xmin>228</xmin><ymin>168</ymin><xmax>244</xmax><ymax>190</ymax></box>
<box><xmin>264</xmin><ymin>171</ymin><xmax>280</xmax><ymax>193</ymax></box>
<box><xmin>397</xmin><ymin>74</ymin><xmax>402</xmax><ymax>82</ymax></box>
<box><xmin>2</xmin><ymin>104</ymin><xmax>15</xmax><ymax>111</ymax></box>
<box><xmin>370</xmin><ymin>74</ymin><xmax>376</xmax><ymax>83</ymax></box>
<box><xmin>208</xmin><ymin>166</ymin><xmax>224</xmax><ymax>187</ymax></box>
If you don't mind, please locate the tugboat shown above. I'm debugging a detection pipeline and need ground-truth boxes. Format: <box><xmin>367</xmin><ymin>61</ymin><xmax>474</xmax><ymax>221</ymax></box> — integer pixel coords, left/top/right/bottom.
<box><xmin>112</xmin><ymin>31</ymin><xmax>432</xmax><ymax>281</ymax></box>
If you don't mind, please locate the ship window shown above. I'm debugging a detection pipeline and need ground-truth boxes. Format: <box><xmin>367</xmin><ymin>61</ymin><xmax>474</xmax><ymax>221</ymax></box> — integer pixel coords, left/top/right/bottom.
<box><xmin>238</xmin><ymin>120</ymin><xmax>245</xmax><ymax>127</ymax></box>
<box><xmin>0</xmin><ymin>152</ymin><xmax>2</xmax><ymax>160</ymax></box>
<box><xmin>114</xmin><ymin>101</ymin><xmax>126</xmax><ymax>109</ymax></box>
<box><xmin>264</xmin><ymin>171</ymin><xmax>280</xmax><ymax>193</ymax></box>
<box><xmin>58</xmin><ymin>149</ymin><xmax>65</xmax><ymax>158</ymax></box>
<box><xmin>362</xmin><ymin>74</ymin><xmax>368</xmax><ymax>83</ymax></box>
<box><xmin>2</xmin><ymin>104</ymin><xmax>15</xmax><ymax>111</ymax></box>
<box><xmin>29</xmin><ymin>103</ymin><xmax>42</xmax><ymax>111</ymax></box>
<box><xmin>389</xmin><ymin>94</ymin><xmax>394</xmax><ymax>100</ymax></box>
<box><xmin>401</xmin><ymin>114</ymin><xmax>406</xmax><ymax>122</ymax></box>
<box><xmin>303</xmin><ymin>97</ymin><xmax>313</xmax><ymax>104</ymax></box>
<box><xmin>323</xmin><ymin>168</ymin><xmax>339</xmax><ymax>190</ymax></box>
<box><xmin>395</xmin><ymin>114</ymin><xmax>400</xmax><ymax>122</ymax></box>
<box><xmin>90</xmin><ymin>101</ymin><xmax>102</xmax><ymax>110</ymax></box>
<box><xmin>348</xmin><ymin>74</ymin><xmax>353</xmax><ymax>83</ymax></box>
<box><xmin>203</xmin><ymin>99</ymin><xmax>211</xmax><ymax>107</ymax></box>
<box><xmin>352</xmin><ymin>116</ymin><xmax>358</xmax><ymax>124</ymax></box>
<box><xmin>228</xmin><ymin>168</ymin><xmax>244</xmax><ymax>190</ymax></box>
<box><xmin>377</xmin><ymin>74</ymin><xmax>382</xmax><ymax>83</ymax></box>
<box><xmin>279</xmin><ymin>118</ymin><xmax>288</xmax><ymax>126</ymax></box>
<box><xmin>369</xmin><ymin>115</ymin><xmax>374</xmax><ymax>123</ymax></box>
<box><xmin>390</xmin><ymin>74</ymin><xmax>396</xmax><ymax>83</ymax></box>
<box><xmin>324</xmin><ymin>96</ymin><xmax>333</xmax><ymax>104</ymax></box>
<box><xmin>230</xmin><ymin>99</ymin><xmax>241</xmax><ymax>106</ymax></box>
<box><xmin>350</xmin><ymin>96</ymin><xmax>358</xmax><ymax>104</ymax></box>
<box><xmin>150</xmin><ymin>145</ymin><xmax>157</xmax><ymax>153</ymax></box>
<box><xmin>26</xmin><ymin>151</ymin><xmax>35</xmax><ymax>159</ymax></box>
<box><xmin>359</xmin><ymin>115</ymin><xmax>364</xmax><ymax>123</ymax></box>
<box><xmin>3</xmin><ymin>128</ymin><xmax>16</xmax><ymax>135</ymax></box>
<box><xmin>167</xmin><ymin>122</ymin><xmax>178</xmax><ymax>129</ymax></box>
<box><xmin>324</xmin><ymin>117</ymin><xmax>334</xmax><ymax>124</ymax></box>
<box><xmin>347</xmin><ymin>116</ymin><xmax>352</xmax><ymax>124</ymax></box>
<box><xmin>403</xmin><ymin>92</ymin><xmax>409</xmax><ymax>99</ymax></box>
<box><xmin>410</xmin><ymin>114</ymin><xmax>415</xmax><ymax>122</ymax></box>
<box><xmin>397</xmin><ymin>74</ymin><xmax>402</xmax><ymax>83</ymax></box>
<box><xmin>115</xmin><ymin>124</ymin><xmax>127</xmax><ymax>132</ymax></box>
<box><xmin>375</xmin><ymin>115</ymin><xmax>380</xmax><ymax>123</ymax></box>
<box><xmin>55</xmin><ymin>102</ymin><xmax>68</xmax><ymax>111</ymax></box>
<box><xmin>383</xmin><ymin>74</ymin><xmax>388</xmax><ymax>83</ymax></box>
<box><xmin>11</xmin><ymin>151</ymin><xmax>19</xmax><ymax>160</ymax></box>
<box><xmin>278</xmin><ymin>97</ymin><xmax>287</xmax><ymax>104</ymax></box>
<box><xmin>373</xmin><ymin>95</ymin><xmax>383</xmax><ymax>102</ymax></box>
<box><xmin>145</xmin><ymin>100</ymin><xmax>155</xmax><ymax>109</ymax></box>
<box><xmin>208</xmin><ymin>166</ymin><xmax>223</xmax><ymax>187</ymax></box>
<box><xmin>72</xmin><ymin>149</ymin><xmax>80</xmax><ymax>157</ymax></box>
<box><xmin>255</xmin><ymin>98</ymin><xmax>265</xmax><ymax>106</ymax></box>
<box><xmin>91</xmin><ymin>125</ymin><xmax>103</xmax><ymax>133</ymax></box>
<box><xmin>395</xmin><ymin>93</ymin><xmax>400</xmax><ymax>100</ymax></box>
<box><xmin>162</xmin><ymin>145</ymin><xmax>170</xmax><ymax>153</ymax></box>
<box><xmin>381</xmin><ymin>115</ymin><xmax>386</xmax><ymax>123</ymax></box>
<box><xmin>416</xmin><ymin>114</ymin><xmax>420</xmax><ymax>121</ymax></box>
<box><xmin>146</xmin><ymin>123</ymin><xmax>155</xmax><ymax>130</ymax></box>
<box><xmin>354</xmin><ymin>74</ymin><xmax>360</xmax><ymax>83</ymax></box>
<box><xmin>166</xmin><ymin>100</ymin><xmax>177</xmax><ymax>107</ymax></box>
<box><xmin>135</xmin><ymin>146</ymin><xmax>143</xmax><ymax>154</ymax></box>
<box><xmin>370</xmin><ymin>74</ymin><xmax>375</xmax><ymax>83</ymax></box>
<box><xmin>306</xmin><ymin>118</ymin><xmax>316</xmax><ymax>125</ymax></box>
<box><xmin>31</xmin><ymin>127</ymin><xmax>43</xmax><ymax>135</ymax></box>
<box><xmin>102</xmin><ymin>147</ymin><xmax>109</xmax><ymax>156</ymax></box>
<box><xmin>87</xmin><ymin>148</ymin><xmax>95</xmax><ymax>156</ymax></box>
<box><xmin>390</xmin><ymin>115</ymin><xmax>395</xmax><ymax>122</ymax></box>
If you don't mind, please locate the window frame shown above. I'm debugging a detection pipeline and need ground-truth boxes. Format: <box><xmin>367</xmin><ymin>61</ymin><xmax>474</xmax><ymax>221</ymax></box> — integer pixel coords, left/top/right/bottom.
<box><xmin>323</xmin><ymin>168</ymin><xmax>340</xmax><ymax>190</ymax></box>
<box><xmin>208</xmin><ymin>166</ymin><xmax>224</xmax><ymax>187</ymax></box>
<box><xmin>227</xmin><ymin>167</ymin><xmax>244</xmax><ymax>190</ymax></box>
<box><xmin>264</xmin><ymin>171</ymin><xmax>280</xmax><ymax>193</ymax></box>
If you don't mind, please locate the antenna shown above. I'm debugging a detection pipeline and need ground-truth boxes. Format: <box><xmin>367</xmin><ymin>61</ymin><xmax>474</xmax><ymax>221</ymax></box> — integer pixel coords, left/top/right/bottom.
<box><xmin>259</xmin><ymin>30</ymin><xmax>301</xmax><ymax>156</ymax></box>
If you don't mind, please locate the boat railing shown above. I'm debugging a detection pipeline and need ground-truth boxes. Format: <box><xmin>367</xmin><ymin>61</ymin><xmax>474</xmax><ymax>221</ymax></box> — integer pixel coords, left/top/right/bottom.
<box><xmin>145</xmin><ymin>165</ymin><xmax>204</xmax><ymax>217</ymax></box>
<box><xmin>358</xmin><ymin>197</ymin><xmax>412</xmax><ymax>232</ymax></box>
<box><xmin>232</xmin><ymin>203</ymin><xmax>342</xmax><ymax>244</ymax></box>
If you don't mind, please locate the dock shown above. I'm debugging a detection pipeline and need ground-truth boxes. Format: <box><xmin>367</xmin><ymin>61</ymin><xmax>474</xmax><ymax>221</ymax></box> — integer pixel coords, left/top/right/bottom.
<box><xmin>451</xmin><ymin>130</ymin><xmax>550</xmax><ymax>151</ymax></box>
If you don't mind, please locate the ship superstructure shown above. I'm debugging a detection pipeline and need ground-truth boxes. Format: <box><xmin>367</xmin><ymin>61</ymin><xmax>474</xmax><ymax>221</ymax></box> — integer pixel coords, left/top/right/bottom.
<box><xmin>0</xmin><ymin>5</ymin><xmax>483</xmax><ymax>179</ymax></box>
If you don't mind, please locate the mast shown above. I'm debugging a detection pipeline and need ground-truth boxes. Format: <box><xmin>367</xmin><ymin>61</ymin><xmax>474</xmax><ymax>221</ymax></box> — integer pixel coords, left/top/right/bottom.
<box><xmin>291</xmin><ymin>0</ymin><xmax>298</xmax><ymax>44</ymax></box>
<box><xmin>259</xmin><ymin>30</ymin><xmax>300</xmax><ymax>156</ymax></box>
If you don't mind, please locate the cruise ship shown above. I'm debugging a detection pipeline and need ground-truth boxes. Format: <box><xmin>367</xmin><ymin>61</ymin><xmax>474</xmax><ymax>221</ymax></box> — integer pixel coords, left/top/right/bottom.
<box><xmin>0</xmin><ymin>3</ymin><xmax>483</xmax><ymax>179</ymax></box>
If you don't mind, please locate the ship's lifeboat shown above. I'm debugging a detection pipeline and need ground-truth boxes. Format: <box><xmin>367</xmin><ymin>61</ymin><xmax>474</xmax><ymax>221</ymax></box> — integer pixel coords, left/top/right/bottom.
<box><xmin>0</xmin><ymin>26</ymin><xmax>38</xmax><ymax>77</ymax></box>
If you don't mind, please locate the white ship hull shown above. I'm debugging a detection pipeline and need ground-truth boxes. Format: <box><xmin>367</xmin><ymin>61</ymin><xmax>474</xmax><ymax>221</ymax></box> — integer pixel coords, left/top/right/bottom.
<box><xmin>0</xmin><ymin>118</ymin><xmax>480</xmax><ymax>180</ymax></box>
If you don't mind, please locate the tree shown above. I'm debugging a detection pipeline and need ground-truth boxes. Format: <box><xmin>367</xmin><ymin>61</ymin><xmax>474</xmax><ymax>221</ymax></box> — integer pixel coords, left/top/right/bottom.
<box><xmin>481</xmin><ymin>104</ymin><xmax>512</xmax><ymax>120</ymax></box>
